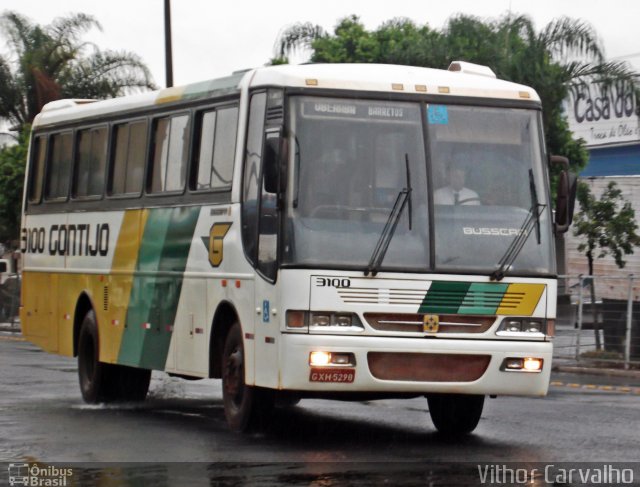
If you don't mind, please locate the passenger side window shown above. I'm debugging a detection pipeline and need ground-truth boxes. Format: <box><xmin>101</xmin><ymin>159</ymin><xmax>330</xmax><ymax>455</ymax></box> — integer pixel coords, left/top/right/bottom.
<box><xmin>74</xmin><ymin>127</ymin><xmax>107</xmax><ymax>198</ymax></box>
<box><xmin>149</xmin><ymin>114</ymin><xmax>190</xmax><ymax>193</ymax></box>
<box><xmin>28</xmin><ymin>135</ymin><xmax>47</xmax><ymax>203</ymax></box>
<box><xmin>110</xmin><ymin>121</ymin><xmax>147</xmax><ymax>196</ymax></box>
<box><xmin>45</xmin><ymin>132</ymin><xmax>73</xmax><ymax>200</ymax></box>
<box><xmin>193</xmin><ymin>106</ymin><xmax>238</xmax><ymax>191</ymax></box>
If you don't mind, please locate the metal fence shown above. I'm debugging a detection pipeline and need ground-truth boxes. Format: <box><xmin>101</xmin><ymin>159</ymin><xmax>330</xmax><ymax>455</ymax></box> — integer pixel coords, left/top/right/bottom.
<box><xmin>556</xmin><ymin>274</ymin><xmax>640</xmax><ymax>370</ymax></box>
<box><xmin>0</xmin><ymin>272</ymin><xmax>20</xmax><ymax>330</ymax></box>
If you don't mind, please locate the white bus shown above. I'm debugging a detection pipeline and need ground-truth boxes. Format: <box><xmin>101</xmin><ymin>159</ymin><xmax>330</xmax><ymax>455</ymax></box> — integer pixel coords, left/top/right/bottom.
<box><xmin>20</xmin><ymin>62</ymin><xmax>575</xmax><ymax>435</ymax></box>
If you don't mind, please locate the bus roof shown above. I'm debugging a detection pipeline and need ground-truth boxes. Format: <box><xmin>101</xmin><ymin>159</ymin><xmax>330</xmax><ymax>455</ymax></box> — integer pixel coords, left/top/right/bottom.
<box><xmin>33</xmin><ymin>62</ymin><xmax>540</xmax><ymax>128</ymax></box>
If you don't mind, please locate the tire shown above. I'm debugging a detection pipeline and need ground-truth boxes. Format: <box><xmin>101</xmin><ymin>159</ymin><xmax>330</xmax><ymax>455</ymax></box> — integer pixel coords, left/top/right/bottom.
<box><xmin>221</xmin><ymin>322</ymin><xmax>273</xmax><ymax>432</ymax></box>
<box><xmin>77</xmin><ymin>309</ymin><xmax>151</xmax><ymax>403</ymax></box>
<box><xmin>427</xmin><ymin>393</ymin><xmax>484</xmax><ymax>436</ymax></box>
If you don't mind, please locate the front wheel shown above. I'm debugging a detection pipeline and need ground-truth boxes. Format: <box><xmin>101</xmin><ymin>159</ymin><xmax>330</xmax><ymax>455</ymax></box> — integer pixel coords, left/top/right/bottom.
<box><xmin>427</xmin><ymin>393</ymin><xmax>484</xmax><ymax>436</ymax></box>
<box><xmin>222</xmin><ymin>322</ymin><xmax>273</xmax><ymax>432</ymax></box>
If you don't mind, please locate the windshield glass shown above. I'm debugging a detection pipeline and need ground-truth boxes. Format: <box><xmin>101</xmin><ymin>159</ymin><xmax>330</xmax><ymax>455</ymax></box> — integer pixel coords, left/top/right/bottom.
<box><xmin>429</xmin><ymin>104</ymin><xmax>553</xmax><ymax>274</ymax></box>
<box><xmin>283</xmin><ymin>96</ymin><xmax>554</xmax><ymax>275</ymax></box>
<box><xmin>283</xmin><ymin>97</ymin><xmax>430</xmax><ymax>271</ymax></box>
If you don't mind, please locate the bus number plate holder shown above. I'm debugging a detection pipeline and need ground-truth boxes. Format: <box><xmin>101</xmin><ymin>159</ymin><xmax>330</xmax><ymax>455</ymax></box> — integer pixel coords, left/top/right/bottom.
<box><xmin>310</xmin><ymin>368</ymin><xmax>355</xmax><ymax>383</ymax></box>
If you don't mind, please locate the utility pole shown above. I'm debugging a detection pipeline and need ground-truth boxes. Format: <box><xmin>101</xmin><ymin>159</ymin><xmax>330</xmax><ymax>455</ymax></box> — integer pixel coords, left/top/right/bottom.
<box><xmin>164</xmin><ymin>0</ymin><xmax>174</xmax><ymax>88</ymax></box>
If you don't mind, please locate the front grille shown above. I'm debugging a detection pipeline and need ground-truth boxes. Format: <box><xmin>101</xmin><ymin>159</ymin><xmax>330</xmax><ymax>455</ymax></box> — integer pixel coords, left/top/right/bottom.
<box><xmin>368</xmin><ymin>352</ymin><xmax>491</xmax><ymax>382</ymax></box>
<box><xmin>364</xmin><ymin>313</ymin><xmax>495</xmax><ymax>333</ymax></box>
<box><xmin>337</xmin><ymin>287</ymin><xmax>428</xmax><ymax>306</ymax></box>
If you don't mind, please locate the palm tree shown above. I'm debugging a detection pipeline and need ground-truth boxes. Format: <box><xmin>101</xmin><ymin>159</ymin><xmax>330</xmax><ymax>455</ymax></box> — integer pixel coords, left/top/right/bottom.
<box><xmin>0</xmin><ymin>11</ymin><xmax>156</xmax><ymax>129</ymax></box>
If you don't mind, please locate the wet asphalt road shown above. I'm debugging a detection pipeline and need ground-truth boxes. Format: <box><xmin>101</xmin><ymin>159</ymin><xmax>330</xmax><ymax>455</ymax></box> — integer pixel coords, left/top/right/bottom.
<box><xmin>1</xmin><ymin>336</ymin><xmax>639</xmax><ymax>485</ymax></box>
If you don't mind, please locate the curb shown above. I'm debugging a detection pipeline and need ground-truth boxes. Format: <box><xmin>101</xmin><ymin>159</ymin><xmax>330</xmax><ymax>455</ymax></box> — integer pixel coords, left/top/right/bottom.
<box><xmin>553</xmin><ymin>365</ymin><xmax>640</xmax><ymax>380</ymax></box>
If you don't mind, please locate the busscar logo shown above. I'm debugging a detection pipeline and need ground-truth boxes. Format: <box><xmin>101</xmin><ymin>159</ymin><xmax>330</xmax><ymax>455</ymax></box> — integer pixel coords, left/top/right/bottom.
<box><xmin>463</xmin><ymin>227</ymin><xmax>525</xmax><ymax>237</ymax></box>
<box><xmin>8</xmin><ymin>463</ymin><xmax>73</xmax><ymax>487</ymax></box>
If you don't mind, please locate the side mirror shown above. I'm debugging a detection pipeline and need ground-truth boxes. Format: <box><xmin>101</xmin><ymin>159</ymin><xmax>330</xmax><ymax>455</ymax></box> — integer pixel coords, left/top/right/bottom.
<box><xmin>263</xmin><ymin>130</ymin><xmax>286</xmax><ymax>194</ymax></box>
<box><xmin>554</xmin><ymin>169</ymin><xmax>578</xmax><ymax>234</ymax></box>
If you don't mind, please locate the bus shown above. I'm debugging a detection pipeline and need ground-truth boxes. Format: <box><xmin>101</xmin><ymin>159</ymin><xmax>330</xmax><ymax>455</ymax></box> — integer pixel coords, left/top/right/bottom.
<box><xmin>20</xmin><ymin>61</ymin><xmax>576</xmax><ymax>435</ymax></box>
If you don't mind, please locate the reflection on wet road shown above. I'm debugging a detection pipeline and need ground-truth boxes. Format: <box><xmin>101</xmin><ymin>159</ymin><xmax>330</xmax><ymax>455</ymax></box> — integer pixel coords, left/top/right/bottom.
<box><xmin>1</xmin><ymin>338</ymin><xmax>638</xmax><ymax>485</ymax></box>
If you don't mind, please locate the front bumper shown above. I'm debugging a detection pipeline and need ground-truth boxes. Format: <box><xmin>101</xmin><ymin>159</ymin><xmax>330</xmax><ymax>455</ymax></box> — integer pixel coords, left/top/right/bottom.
<box><xmin>278</xmin><ymin>333</ymin><xmax>552</xmax><ymax>396</ymax></box>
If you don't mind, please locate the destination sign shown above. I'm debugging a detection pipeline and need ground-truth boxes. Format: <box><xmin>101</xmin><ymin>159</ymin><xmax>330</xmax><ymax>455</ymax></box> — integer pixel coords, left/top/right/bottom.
<box><xmin>301</xmin><ymin>100</ymin><xmax>415</xmax><ymax>121</ymax></box>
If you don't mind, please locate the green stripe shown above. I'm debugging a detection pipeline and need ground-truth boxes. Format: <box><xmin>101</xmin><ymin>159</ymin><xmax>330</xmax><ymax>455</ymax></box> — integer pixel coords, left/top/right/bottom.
<box><xmin>419</xmin><ymin>281</ymin><xmax>471</xmax><ymax>314</ymax></box>
<box><xmin>419</xmin><ymin>281</ymin><xmax>511</xmax><ymax>315</ymax></box>
<box><xmin>458</xmin><ymin>282</ymin><xmax>509</xmax><ymax>314</ymax></box>
<box><xmin>118</xmin><ymin>207</ymin><xmax>200</xmax><ymax>369</ymax></box>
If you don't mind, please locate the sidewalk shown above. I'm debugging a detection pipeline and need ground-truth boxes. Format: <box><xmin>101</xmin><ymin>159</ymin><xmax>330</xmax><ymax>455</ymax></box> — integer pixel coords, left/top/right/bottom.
<box><xmin>553</xmin><ymin>352</ymin><xmax>640</xmax><ymax>380</ymax></box>
<box><xmin>553</xmin><ymin>318</ymin><xmax>640</xmax><ymax>378</ymax></box>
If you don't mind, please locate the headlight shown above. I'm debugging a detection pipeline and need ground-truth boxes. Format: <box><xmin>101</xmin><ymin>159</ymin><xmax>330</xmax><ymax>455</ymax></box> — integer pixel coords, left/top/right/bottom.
<box><xmin>286</xmin><ymin>311</ymin><xmax>364</xmax><ymax>333</ymax></box>
<box><xmin>311</xmin><ymin>314</ymin><xmax>331</xmax><ymax>327</ymax></box>
<box><xmin>496</xmin><ymin>318</ymin><xmax>547</xmax><ymax>336</ymax></box>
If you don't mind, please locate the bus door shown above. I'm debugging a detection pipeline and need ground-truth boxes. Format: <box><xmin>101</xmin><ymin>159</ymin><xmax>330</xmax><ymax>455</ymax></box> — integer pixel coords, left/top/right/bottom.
<box><xmin>242</xmin><ymin>90</ymin><xmax>284</xmax><ymax>388</ymax></box>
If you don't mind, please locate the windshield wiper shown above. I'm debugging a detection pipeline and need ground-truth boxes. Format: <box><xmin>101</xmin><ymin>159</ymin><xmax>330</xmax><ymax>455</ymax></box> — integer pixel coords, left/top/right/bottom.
<box><xmin>365</xmin><ymin>154</ymin><xmax>412</xmax><ymax>276</ymax></box>
<box><xmin>490</xmin><ymin>169</ymin><xmax>545</xmax><ymax>281</ymax></box>
<box><xmin>292</xmin><ymin>134</ymin><xmax>301</xmax><ymax>208</ymax></box>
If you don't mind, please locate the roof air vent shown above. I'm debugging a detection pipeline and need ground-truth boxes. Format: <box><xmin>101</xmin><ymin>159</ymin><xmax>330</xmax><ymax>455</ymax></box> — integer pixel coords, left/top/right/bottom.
<box><xmin>448</xmin><ymin>61</ymin><xmax>496</xmax><ymax>78</ymax></box>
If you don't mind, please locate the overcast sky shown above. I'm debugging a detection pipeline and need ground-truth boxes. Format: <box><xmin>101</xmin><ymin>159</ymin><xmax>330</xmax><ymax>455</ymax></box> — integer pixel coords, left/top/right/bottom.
<box><xmin>1</xmin><ymin>0</ymin><xmax>639</xmax><ymax>89</ymax></box>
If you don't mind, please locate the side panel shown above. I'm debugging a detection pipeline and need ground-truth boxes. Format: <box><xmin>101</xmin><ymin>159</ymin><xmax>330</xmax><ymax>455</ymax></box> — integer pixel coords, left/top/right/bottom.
<box><xmin>21</xmin><ymin>211</ymin><xmax>123</xmax><ymax>354</ymax></box>
<box><xmin>168</xmin><ymin>204</ymin><xmax>255</xmax><ymax>379</ymax></box>
<box><xmin>117</xmin><ymin>207</ymin><xmax>200</xmax><ymax>369</ymax></box>
<box><xmin>101</xmin><ymin>209</ymin><xmax>147</xmax><ymax>363</ymax></box>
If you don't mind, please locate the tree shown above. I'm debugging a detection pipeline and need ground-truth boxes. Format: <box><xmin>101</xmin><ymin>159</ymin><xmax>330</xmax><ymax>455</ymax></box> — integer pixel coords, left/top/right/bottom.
<box><xmin>274</xmin><ymin>14</ymin><xmax>638</xmax><ymax>175</ymax></box>
<box><xmin>572</xmin><ymin>181</ymin><xmax>640</xmax><ymax>349</ymax></box>
<box><xmin>0</xmin><ymin>11</ymin><xmax>157</xmax><ymax>247</ymax></box>
<box><xmin>0</xmin><ymin>11</ymin><xmax>156</xmax><ymax>128</ymax></box>
<box><xmin>0</xmin><ymin>127</ymin><xmax>28</xmax><ymax>244</ymax></box>
<box><xmin>573</xmin><ymin>181</ymin><xmax>640</xmax><ymax>275</ymax></box>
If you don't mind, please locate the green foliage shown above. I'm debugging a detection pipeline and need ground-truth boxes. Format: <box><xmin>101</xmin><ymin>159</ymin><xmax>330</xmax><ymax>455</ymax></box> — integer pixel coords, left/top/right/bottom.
<box><xmin>275</xmin><ymin>13</ymin><xmax>639</xmax><ymax>176</ymax></box>
<box><xmin>0</xmin><ymin>127</ymin><xmax>28</xmax><ymax>245</ymax></box>
<box><xmin>0</xmin><ymin>11</ymin><xmax>156</xmax><ymax>128</ymax></box>
<box><xmin>573</xmin><ymin>181</ymin><xmax>640</xmax><ymax>274</ymax></box>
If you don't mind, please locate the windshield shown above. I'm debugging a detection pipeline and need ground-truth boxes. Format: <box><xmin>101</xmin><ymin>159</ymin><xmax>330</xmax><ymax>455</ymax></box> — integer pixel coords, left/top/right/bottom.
<box><xmin>283</xmin><ymin>96</ymin><xmax>554</xmax><ymax>276</ymax></box>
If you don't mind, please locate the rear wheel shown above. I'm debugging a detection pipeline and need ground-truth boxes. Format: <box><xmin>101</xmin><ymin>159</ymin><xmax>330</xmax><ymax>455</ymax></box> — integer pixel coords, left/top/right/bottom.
<box><xmin>222</xmin><ymin>322</ymin><xmax>273</xmax><ymax>432</ymax></box>
<box><xmin>427</xmin><ymin>393</ymin><xmax>484</xmax><ymax>436</ymax></box>
<box><xmin>77</xmin><ymin>310</ymin><xmax>150</xmax><ymax>403</ymax></box>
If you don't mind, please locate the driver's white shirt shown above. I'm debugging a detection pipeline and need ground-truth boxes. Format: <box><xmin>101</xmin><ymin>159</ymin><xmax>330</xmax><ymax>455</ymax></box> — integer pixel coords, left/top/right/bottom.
<box><xmin>433</xmin><ymin>186</ymin><xmax>480</xmax><ymax>205</ymax></box>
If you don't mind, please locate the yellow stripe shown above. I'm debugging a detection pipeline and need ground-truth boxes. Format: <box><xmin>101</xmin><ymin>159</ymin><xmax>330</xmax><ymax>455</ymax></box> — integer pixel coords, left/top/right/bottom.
<box><xmin>21</xmin><ymin>272</ymin><xmax>60</xmax><ymax>353</ymax></box>
<box><xmin>156</xmin><ymin>86</ymin><xmax>185</xmax><ymax>104</ymax></box>
<box><xmin>100</xmin><ymin>209</ymin><xmax>147</xmax><ymax>363</ymax></box>
<box><xmin>497</xmin><ymin>283</ymin><xmax>545</xmax><ymax>315</ymax></box>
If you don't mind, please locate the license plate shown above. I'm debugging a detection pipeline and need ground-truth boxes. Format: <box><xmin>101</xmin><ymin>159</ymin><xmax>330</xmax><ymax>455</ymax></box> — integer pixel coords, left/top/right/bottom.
<box><xmin>309</xmin><ymin>368</ymin><xmax>355</xmax><ymax>383</ymax></box>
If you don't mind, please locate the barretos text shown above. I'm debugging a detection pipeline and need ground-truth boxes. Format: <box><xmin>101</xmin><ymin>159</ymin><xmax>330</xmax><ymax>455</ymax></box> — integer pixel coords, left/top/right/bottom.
<box><xmin>21</xmin><ymin>224</ymin><xmax>110</xmax><ymax>256</ymax></box>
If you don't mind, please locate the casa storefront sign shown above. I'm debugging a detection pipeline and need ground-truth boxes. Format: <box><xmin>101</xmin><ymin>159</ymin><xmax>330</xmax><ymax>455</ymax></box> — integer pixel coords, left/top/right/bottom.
<box><xmin>566</xmin><ymin>80</ymin><xmax>640</xmax><ymax>147</ymax></box>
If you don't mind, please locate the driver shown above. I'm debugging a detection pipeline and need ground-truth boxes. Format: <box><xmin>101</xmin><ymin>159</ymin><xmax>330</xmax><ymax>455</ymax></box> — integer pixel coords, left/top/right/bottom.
<box><xmin>434</xmin><ymin>161</ymin><xmax>480</xmax><ymax>205</ymax></box>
